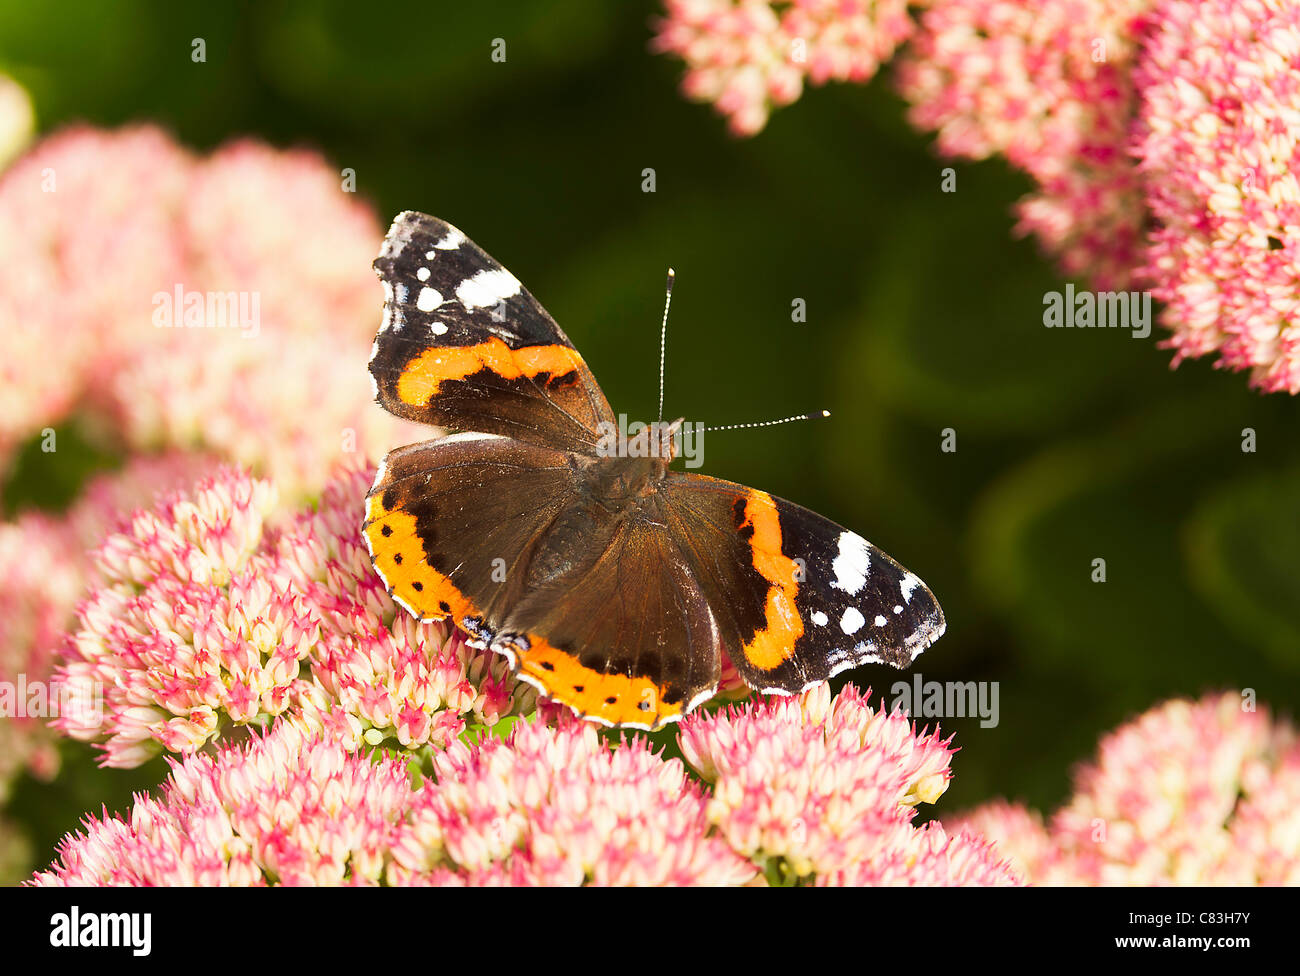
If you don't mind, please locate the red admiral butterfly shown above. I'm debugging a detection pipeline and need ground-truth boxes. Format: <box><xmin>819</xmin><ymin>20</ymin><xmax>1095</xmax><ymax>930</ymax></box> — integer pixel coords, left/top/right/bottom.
<box><xmin>365</xmin><ymin>212</ymin><xmax>944</xmax><ymax>730</ymax></box>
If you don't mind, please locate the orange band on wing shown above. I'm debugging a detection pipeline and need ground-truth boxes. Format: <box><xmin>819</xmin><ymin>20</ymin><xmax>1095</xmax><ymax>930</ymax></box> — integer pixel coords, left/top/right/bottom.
<box><xmin>364</xmin><ymin>494</ymin><xmax>477</xmax><ymax>622</ymax></box>
<box><xmin>738</xmin><ymin>491</ymin><xmax>803</xmax><ymax>670</ymax></box>
<box><xmin>512</xmin><ymin>636</ymin><xmax>687</xmax><ymax>729</ymax></box>
<box><xmin>396</xmin><ymin>338</ymin><xmax>584</xmax><ymax>407</ymax></box>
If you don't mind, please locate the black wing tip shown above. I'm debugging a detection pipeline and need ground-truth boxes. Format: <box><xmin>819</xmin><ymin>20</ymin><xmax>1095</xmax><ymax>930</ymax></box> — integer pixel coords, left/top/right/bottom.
<box><xmin>390</xmin><ymin>209</ymin><xmax>437</xmax><ymax>232</ymax></box>
<box><xmin>374</xmin><ymin>211</ymin><xmax>465</xmax><ymax>275</ymax></box>
<box><xmin>900</xmin><ymin>593</ymin><xmax>946</xmax><ymax>667</ymax></box>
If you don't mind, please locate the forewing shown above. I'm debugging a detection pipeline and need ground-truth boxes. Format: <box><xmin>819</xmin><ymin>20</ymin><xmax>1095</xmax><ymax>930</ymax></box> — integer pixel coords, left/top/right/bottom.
<box><xmin>369</xmin><ymin>211</ymin><xmax>614</xmax><ymax>453</ymax></box>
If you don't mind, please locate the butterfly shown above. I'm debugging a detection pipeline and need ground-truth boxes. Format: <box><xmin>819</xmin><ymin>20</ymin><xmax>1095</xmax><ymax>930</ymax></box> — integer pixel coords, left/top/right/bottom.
<box><xmin>364</xmin><ymin>212</ymin><xmax>945</xmax><ymax>730</ymax></box>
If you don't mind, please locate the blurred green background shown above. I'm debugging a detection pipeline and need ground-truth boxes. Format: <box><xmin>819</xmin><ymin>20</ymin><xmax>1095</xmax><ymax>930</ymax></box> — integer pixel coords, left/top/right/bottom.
<box><xmin>2</xmin><ymin>0</ymin><xmax>1298</xmax><ymax>866</ymax></box>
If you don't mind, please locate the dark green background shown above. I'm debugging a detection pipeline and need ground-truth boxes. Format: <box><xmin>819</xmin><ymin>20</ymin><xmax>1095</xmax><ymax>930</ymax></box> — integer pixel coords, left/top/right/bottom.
<box><xmin>3</xmin><ymin>1</ymin><xmax>1297</xmax><ymax>867</ymax></box>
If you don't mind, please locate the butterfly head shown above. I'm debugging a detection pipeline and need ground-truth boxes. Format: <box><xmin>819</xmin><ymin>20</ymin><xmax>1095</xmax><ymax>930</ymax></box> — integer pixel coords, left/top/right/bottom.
<box><xmin>633</xmin><ymin>417</ymin><xmax>683</xmax><ymax>462</ymax></box>
<box><xmin>585</xmin><ymin>417</ymin><xmax>685</xmax><ymax>506</ymax></box>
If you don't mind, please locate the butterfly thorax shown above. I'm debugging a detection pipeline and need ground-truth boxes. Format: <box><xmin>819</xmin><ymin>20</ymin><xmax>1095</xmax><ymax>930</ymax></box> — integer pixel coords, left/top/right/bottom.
<box><xmin>582</xmin><ymin>418</ymin><xmax>682</xmax><ymax>509</ymax></box>
<box><xmin>580</xmin><ymin>453</ymin><xmax>668</xmax><ymax>511</ymax></box>
<box><xmin>521</xmin><ymin>452</ymin><xmax>669</xmax><ymax>588</ymax></box>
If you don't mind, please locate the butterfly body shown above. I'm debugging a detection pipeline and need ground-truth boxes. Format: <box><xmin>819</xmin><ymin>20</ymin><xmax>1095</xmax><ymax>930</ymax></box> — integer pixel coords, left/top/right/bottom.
<box><xmin>365</xmin><ymin>212</ymin><xmax>945</xmax><ymax>730</ymax></box>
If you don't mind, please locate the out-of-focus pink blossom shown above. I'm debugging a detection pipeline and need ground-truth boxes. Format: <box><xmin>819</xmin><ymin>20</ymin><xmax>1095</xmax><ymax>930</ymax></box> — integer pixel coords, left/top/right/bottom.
<box><xmin>897</xmin><ymin>0</ymin><xmax>1153</xmax><ymax>288</ymax></box>
<box><xmin>653</xmin><ymin>0</ymin><xmax>915</xmax><ymax>136</ymax></box>
<box><xmin>0</xmin><ymin>512</ymin><xmax>81</xmax><ymax>791</ymax></box>
<box><xmin>0</xmin><ymin>125</ymin><xmax>417</xmax><ymax>493</ymax></box>
<box><xmin>947</xmin><ymin>799</ymin><xmax>1065</xmax><ymax>883</ymax></box>
<box><xmin>1134</xmin><ymin>0</ymin><xmax>1300</xmax><ymax>393</ymax></box>
<box><xmin>34</xmin><ymin>684</ymin><xmax>1019</xmax><ymax>886</ymax></box>
<box><xmin>0</xmin><ymin>452</ymin><xmax>216</xmax><ymax>792</ymax></box>
<box><xmin>953</xmin><ymin>693</ymin><xmax>1300</xmax><ymax>884</ymax></box>
<box><xmin>54</xmin><ymin>465</ymin><xmax>537</xmax><ymax>767</ymax></box>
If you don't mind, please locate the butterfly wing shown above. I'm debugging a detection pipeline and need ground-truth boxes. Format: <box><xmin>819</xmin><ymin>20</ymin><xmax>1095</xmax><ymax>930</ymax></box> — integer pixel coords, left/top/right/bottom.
<box><xmin>488</xmin><ymin>513</ymin><xmax>722</xmax><ymax>731</ymax></box>
<box><xmin>369</xmin><ymin>211</ymin><xmax>614</xmax><ymax>453</ymax></box>
<box><xmin>659</xmin><ymin>473</ymin><xmax>945</xmax><ymax>695</ymax></box>
<box><xmin>364</xmin><ymin>433</ymin><xmax>581</xmax><ymax>632</ymax></box>
<box><xmin>366</xmin><ymin>435</ymin><xmax>720</xmax><ymax>731</ymax></box>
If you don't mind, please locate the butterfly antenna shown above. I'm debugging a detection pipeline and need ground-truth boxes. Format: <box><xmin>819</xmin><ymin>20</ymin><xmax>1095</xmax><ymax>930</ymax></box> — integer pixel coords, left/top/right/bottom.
<box><xmin>658</xmin><ymin>268</ymin><xmax>675</xmax><ymax>423</ymax></box>
<box><xmin>705</xmin><ymin>410</ymin><xmax>831</xmax><ymax>433</ymax></box>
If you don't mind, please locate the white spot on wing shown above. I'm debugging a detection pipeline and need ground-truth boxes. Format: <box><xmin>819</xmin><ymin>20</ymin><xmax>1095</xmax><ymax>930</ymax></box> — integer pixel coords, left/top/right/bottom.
<box><xmin>840</xmin><ymin>607</ymin><xmax>865</xmax><ymax>635</ymax></box>
<box><xmin>831</xmin><ymin>532</ymin><xmax>871</xmax><ymax>595</ymax></box>
<box><xmin>811</xmin><ymin>610</ymin><xmax>828</xmax><ymax>627</ymax></box>
<box><xmin>430</xmin><ymin>321</ymin><xmax>448</xmax><ymax>336</ymax></box>
<box><xmin>457</xmin><ymin>268</ymin><xmax>521</xmax><ymax>309</ymax></box>
<box><xmin>874</xmin><ymin>615</ymin><xmax>887</xmax><ymax>627</ymax></box>
<box><xmin>416</xmin><ymin>287</ymin><xmax>442</xmax><ymax>312</ymax></box>
<box><xmin>435</xmin><ymin>229</ymin><xmax>465</xmax><ymax>250</ymax></box>
<box><xmin>900</xmin><ymin>572</ymin><xmax>920</xmax><ymax>603</ymax></box>
<box><xmin>416</xmin><ymin>267</ymin><xmax>431</xmax><ymax>282</ymax></box>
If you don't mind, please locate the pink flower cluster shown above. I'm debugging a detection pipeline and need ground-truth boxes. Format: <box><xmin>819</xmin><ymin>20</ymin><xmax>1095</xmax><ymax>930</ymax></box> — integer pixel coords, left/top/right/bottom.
<box><xmin>1135</xmin><ymin>0</ymin><xmax>1300</xmax><ymax>393</ymax></box>
<box><xmin>33</xmin><ymin>684</ymin><xmax>1020</xmax><ymax>886</ymax></box>
<box><xmin>953</xmin><ymin>692</ymin><xmax>1300</xmax><ymax>884</ymax></box>
<box><xmin>0</xmin><ymin>453</ymin><xmax>216</xmax><ymax>792</ymax></box>
<box><xmin>653</xmin><ymin>0</ymin><xmax>915</xmax><ymax>135</ymax></box>
<box><xmin>392</xmin><ymin>717</ymin><xmax>756</xmax><ymax>885</ymax></box>
<box><xmin>682</xmin><ymin>682</ymin><xmax>984</xmax><ymax>882</ymax></box>
<box><xmin>655</xmin><ymin>0</ymin><xmax>1151</xmax><ymax>284</ymax></box>
<box><xmin>0</xmin><ymin>124</ymin><xmax>415</xmax><ymax>491</ymax></box>
<box><xmin>897</xmin><ymin>0</ymin><xmax>1153</xmax><ymax>289</ymax></box>
<box><xmin>33</xmin><ymin>720</ymin><xmax>412</xmax><ymax>886</ymax></box>
<box><xmin>657</xmin><ymin>0</ymin><xmax>1300</xmax><ymax>392</ymax></box>
<box><xmin>55</xmin><ymin>465</ymin><xmax>535</xmax><ymax>767</ymax></box>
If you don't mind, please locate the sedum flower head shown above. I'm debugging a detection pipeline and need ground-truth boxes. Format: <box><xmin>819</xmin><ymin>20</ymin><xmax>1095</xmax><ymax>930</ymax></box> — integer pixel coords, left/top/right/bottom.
<box><xmin>0</xmin><ymin>453</ymin><xmax>216</xmax><ymax>793</ymax></box>
<box><xmin>896</xmin><ymin>0</ymin><xmax>1153</xmax><ymax>288</ymax></box>
<box><xmin>679</xmin><ymin>682</ymin><xmax>1018</xmax><ymax>884</ymax></box>
<box><xmin>1134</xmin><ymin>0</ymin><xmax>1300</xmax><ymax>392</ymax></box>
<box><xmin>391</xmin><ymin>717</ymin><xmax>757</xmax><ymax>885</ymax></box>
<box><xmin>654</xmin><ymin>0</ymin><xmax>915</xmax><ymax>136</ymax></box>
<box><xmin>0</xmin><ymin>125</ymin><xmax>416</xmax><ymax>493</ymax></box>
<box><xmin>34</xmin><ymin>683</ymin><xmax>1019</xmax><ymax>886</ymax></box>
<box><xmin>55</xmin><ymin>465</ymin><xmax>535</xmax><ymax>767</ymax></box>
<box><xmin>954</xmin><ymin>692</ymin><xmax>1300</xmax><ymax>884</ymax></box>
<box><xmin>32</xmin><ymin>720</ymin><xmax>412</xmax><ymax>886</ymax></box>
